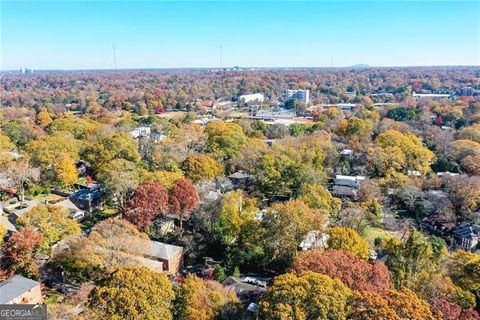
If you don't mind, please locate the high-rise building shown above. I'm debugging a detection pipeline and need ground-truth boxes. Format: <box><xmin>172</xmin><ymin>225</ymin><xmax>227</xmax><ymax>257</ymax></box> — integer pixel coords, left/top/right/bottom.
<box><xmin>285</xmin><ymin>89</ymin><xmax>310</xmax><ymax>104</ymax></box>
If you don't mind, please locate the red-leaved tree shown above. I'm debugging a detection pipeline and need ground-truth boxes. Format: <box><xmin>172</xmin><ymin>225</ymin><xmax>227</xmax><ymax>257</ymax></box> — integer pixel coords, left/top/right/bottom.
<box><xmin>430</xmin><ymin>298</ymin><xmax>461</xmax><ymax>320</ymax></box>
<box><xmin>2</xmin><ymin>227</ymin><xmax>43</xmax><ymax>279</ymax></box>
<box><xmin>460</xmin><ymin>309</ymin><xmax>480</xmax><ymax>320</ymax></box>
<box><xmin>169</xmin><ymin>178</ymin><xmax>200</xmax><ymax>230</ymax></box>
<box><xmin>292</xmin><ymin>249</ymin><xmax>391</xmax><ymax>293</ymax></box>
<box><xmin>123</xmin><ymin>181</ymin><xmax>168</xmax><ymax>231</ymax></box>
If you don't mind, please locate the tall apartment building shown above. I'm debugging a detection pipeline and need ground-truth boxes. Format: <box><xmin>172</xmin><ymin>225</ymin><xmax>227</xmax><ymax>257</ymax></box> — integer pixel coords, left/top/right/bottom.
<box><xmin>285</xmin><ymin>89</ymin><xmax>310</xmax><ymax>104</ymax></box>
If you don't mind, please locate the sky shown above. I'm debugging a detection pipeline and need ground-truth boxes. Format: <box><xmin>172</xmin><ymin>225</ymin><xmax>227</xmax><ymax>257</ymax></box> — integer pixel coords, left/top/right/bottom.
<box><xmin>1</xmin><ymin>1</ymin><xmax>479</xmax><ymax>70</ymax></box>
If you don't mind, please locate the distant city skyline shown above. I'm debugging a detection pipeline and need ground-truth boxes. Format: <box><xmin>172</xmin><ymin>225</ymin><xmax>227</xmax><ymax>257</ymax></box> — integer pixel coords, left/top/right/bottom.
<box><xmin>1</xmin><ymin>1</ymin><xmax>479</xmax><ymax>70</ymax></box>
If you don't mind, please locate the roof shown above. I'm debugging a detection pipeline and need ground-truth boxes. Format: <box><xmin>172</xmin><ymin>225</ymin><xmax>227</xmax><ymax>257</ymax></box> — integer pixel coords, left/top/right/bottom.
<box><xmin>139</xmin><ymin>239</ymin><xmax>183</xmax><ymax>260</ymax></box>
<box><xmin>340</xmin><ymin>149</ymin><xmax>353</xmax><ymax>155</ymax></box>
<box><xmin>53</xmin><ymin>198</ymin><xmax>83</xmax><ymax>212</ymax></box>
<box><xmin>335</xmin><ymin>175</ymin><xmax>366</xmax><ymax>181</ymax></box>
<box><xmin>70</xmin><ymin>184</ymin><xmax>103</xmax><ymax>201</ymax></box>
<box><xmin>8</xmin><ymin>200</ymin><xmax>41</xmax><ymax>219</ymax></box>
<box><xmin>228</xmin><ymin>172</ymin><xmax>252</xmax><ymax>180</ymax></box>
<box><xmin>332</xmin><ymin>185</ymin><xmax>358</xmax><ymax>197</ymax></box>
<box><xmin>335</xmin><ymin>179</ymin><xmax>360</xmax><ymax>188</ymax></box>
<box><xmin>454</xmin><ymin>224</ymin><xmax>480</xmax><ymax>239</ymax></box>
<box><xmin>223</xmin><ymin>277</ymin><xmax>267</xmax><ymax>294</ymax></box>
<box><xmin>0</xmin><ymin>215</ymin><xmax>17</xmax><ymax>232</ymax></box>
<box><xmin>0</xmin><ymin>275</ymin><xmax>40</xmax><ymax>304</ymax></box>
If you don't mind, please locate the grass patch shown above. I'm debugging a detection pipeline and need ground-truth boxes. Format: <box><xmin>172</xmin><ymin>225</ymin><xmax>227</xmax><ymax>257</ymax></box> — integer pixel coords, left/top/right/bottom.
<box><xmin>363</xmin><ymin>226</ymin><xmax>396</xmax><ymax>243</ymax></box>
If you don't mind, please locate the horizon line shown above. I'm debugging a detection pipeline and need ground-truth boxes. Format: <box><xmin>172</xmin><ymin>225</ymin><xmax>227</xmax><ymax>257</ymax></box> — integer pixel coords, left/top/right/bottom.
<box><xmin>2</xmin><ymin>64</ymin><xmax>480</xmax><ymax>73</ymax></box>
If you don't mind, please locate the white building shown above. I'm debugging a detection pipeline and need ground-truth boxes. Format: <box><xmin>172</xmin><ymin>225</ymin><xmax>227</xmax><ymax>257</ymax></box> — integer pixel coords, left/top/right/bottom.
<box><xmin>286</xmin><ymin>89</ymin><xmax>310</xmax><ymax>104</ymax></box>
<box><xmin>130</xmin><ymin>127</ymin><xmax>151</xmax><ymax>139</ymax></box>
<box><xmin>238</xmin><ymin>93</ymin><xmax>265</xmax><ymax>104</ymax></box>
<box><xmin>413</xmin><ymin>93</ymin><xmax>450</xmax><ymax>99</ymax></box>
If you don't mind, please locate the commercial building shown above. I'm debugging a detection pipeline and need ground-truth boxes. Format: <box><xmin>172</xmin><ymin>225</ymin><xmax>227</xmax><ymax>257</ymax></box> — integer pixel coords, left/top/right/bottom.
<box><xmin>238</xmin><ymin>93</ymin><xmax>265</xmax><ymax>104</ymax></box>
<box><xmin>285</xmin><ymin>90</ymin><xmax>310</xmax><ymax>104</ymax></box>
<box><xmin>412</xmin><ymin>93</ymin><xmax>450</xmax><ymax>99</ymax></box>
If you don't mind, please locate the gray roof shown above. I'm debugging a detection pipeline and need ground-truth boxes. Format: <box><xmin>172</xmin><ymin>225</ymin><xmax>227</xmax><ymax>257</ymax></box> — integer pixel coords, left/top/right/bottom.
<box><xmin>454</xmin><ymin>224</ymin><xmax>480</xmax><ymax>239</ymax></box>
<box><xmin>140</xmin><ymin>239</ymin><xmax>183</xmax><ymax>260</ymax></box>
<box><xmin>0</xmin><ymin>215</ymin><xmax>16</xmax><ymax>232</ymax></box>
<box><xmin>53</xmin><ymin>198</ymin><xmax>83</xmax><ymax>213</ymax></box>
<box><xmin>8</xmin><ymin>200</ymin><xmax>41</xmax><ymax>219</ymax></box>
<box><xmin>0</xmin><ymin>275</ymin><xmax>40</xmax><ymax>304</ymax></box>
<box><xmin>228</xmin><ymin>172</ymin><xmax>252</xmax><ymax>180</ymax></box>
<box><xmin>332</xmin><ymin>185</ymin><xmax>358</xmax><ymax>197</ymax></box>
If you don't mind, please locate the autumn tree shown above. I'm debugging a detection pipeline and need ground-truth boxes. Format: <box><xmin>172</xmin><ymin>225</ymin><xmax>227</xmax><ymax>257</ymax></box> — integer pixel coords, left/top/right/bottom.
<box><xmin>259</xmin><ymin>272</ymin><xmax>351</xmax><ymax>320</ymax></box>
<box><xmin>327</xmin><ymin>227</ymin><xmax>370</xmax><ymax>260</ymax></box>
<box><xmin>82</xmin><ymin>132</ymin><xmax>141</xmax><ymax>172</ymax></box>
<box><xmin>1</xmin><ymin>119</ymin><xmax>37</xmax><ymax>147</ymax></box>
<box><xmin>169</xmin><ymin>178</ymin><xmax>200</xmax><ymax>229</ymax></box>
<box><xmin>47</xmin><ymin>115</ymin><xmax>100</xmax><ymax>139</ymax></box>
<box><xmin>348</xmin><ymin>290</ymin><xmax>401</xmax><ymax>320</ymax></box>
<box><xmin>430</xmin><ymin>298</ymin><xmax>462</xmax><ymax>320</ymax></box>
<box><xmin>262</xmin><ymin>200</ymin><xmax>326</xmax><ymax>271</ymax></box>
<box><xmin>18</xmin><ymin>205</ymin><xmax>81</xmax><ymax>250</ymax></box>
<box><xmin>0</xmin><ymin>134</ymin><xmax>15</xmax><ymax>152</ymax></box>
<box><xmin>205</xmin><ymin>120</ymin><xmax>247</xmax><ymax>159</ymax></box>
<box><xmin>383</xmin><ymin>229</ymin><xmax>440</xmax><ymax>288</ymax></box>
<box><xmin>88</xmin><ymin>267</ymin><xmax>174</xmax><ymax>320</ymax></box>
<box><xmin>0</xmin><ymin>224</ymin><xmax>7</xmax><ymax>246</ymax></box>
<box><xmin>152</xmin><ymin>124</ymin><xmax>205</xmax><ymax>168</ymax></box>
<box><xmin>410</xmin><ymin>272</ymin><xmax>476</xmax><ymax>309</ymax></box>
<box><xmin>368</xmin><ymin>129</ymin><xmax>434</xmax><ymax>176</ymax></box>
<box><xmin>297</xmin><ymin>184</ymin><xmax>341</xmax><ymax>217</ymax></box>
<box><xmin>443</xmin><ymin>251</ymin><xmax>480</xmax><ymax>301</ymax></box>
<box><xmin>0</xmin><ymin>158</ymin><xmax>40</xmax><ymax>201</ymax></box>
<box><xmin>35</xmin><ymin>111</ymin><xmax>53</xmax><ymax>128</ymax></box>
<box><xmin>292</xmin><ymin>249</ymin><xmax>391</xmax><ymax>293</ymax></box>
<box><xmin>53</xmin><ymin>218</ymin><xmax>149</xmax><ymax>281</ymax></box>
<box><xmin>52</xmin><ymin>152</ymin><xmax>78</xmax><ymax>188</ymax></box>
<box><xmin>182</xmin><ymin>155</ymin><xmax>222</xmax><ymax>182</ymax></box>
<box><xmin>97</xmin><ymin>159</ymin><xmax>141</xmax><ymax>209</ymax></box>
<box><xmin>1</xmin><ymin>228</ymin><xmax>43</xmax><ymax>279</ymax></box>
<box><xmin>175</xmin><ymin>275</ymin><xmax>242</xmax><ymax>320</ymax></box>
<box><xmin>445</xmin><ymin>175</ymin><xmax>480</xmax><ymax>213</ymax></box>
<box><xmin>123</xmin><ymin>181</ymin><xmax>168</xmax><ymax>231</ymax></box>
<box><xmin>212</xmin><ymin>190</ymin><xmax>258</xmax><ymax>246</ymax></box>
<box><xmin>384</xmin><ymin>288</ymin><xmax>435</xmax><ymax>320</ymax></box>
<box><xmin>141</xmin><ymin>170</ymin><xmax>183</xmax><ymax>190</ymax></box>
<box><xmin>25</xmin><ymin>133</ymin><xmax>80</xmax><ymax>172</ymax></box>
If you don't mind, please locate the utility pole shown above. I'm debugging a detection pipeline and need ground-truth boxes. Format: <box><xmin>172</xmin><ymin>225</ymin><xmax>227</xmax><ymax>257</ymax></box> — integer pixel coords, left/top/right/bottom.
<box><xmin>113</xmin><ymin>46</ymin><xmax>117</xmax><ymax>71</ymax></box>
<box><xmin>219</xmin><ymin>45</ymin><xmax>223</xmax><ymax>70</ymax></box>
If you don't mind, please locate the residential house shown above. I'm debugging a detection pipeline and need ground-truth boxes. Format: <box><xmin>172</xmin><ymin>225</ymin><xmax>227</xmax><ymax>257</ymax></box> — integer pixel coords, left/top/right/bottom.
<box><xmin>340</xmin><ymin>149</ymin><xmax>354</xmax><ymax>159</ymax></box>
<box><xmin>139</xmin><ymin>239</ymin><xmax>184</xmax><ymax>274</ymax></box>
<box><xmin>69</xmin><ymin>184</ymin><xmax>104</xmax><ymax>213</ymax></box>
<box><xmin>0</xmin><ymin>275</ymin><xmax>43</xmax><ymax>304</ymax></box>
<box><xmin>420</xmin><ymin>214</ymin><xmax>456</xmax><ymax>237</ymax></box>
<box><xmin>5</xmin><ymin>199</ymin><xmax>41</xmax><ymax>223</ymax></box>
<box><xmin>223</xmin><ymin>276</ymin><xmax>267</xmax><ymax>305</ymax></box>
<box><xmin>228</xmin><ymin>172</ymin><xmax>252</xmax><ymax>188</ymax></box>
<box><xmin>130</xmin><ymin>126</ymin><xmax>151</xmax><ymax>139</ymax></box>
<box><xmin>299</xmin><ymin>230</ymin><xmax>329</xmax><ymax>251</ymax></box>
<box><xmin>53</xmin><ymin>198</ymin><xmax>85</xmax><ymax>221</ymax></box>
<box><xmin>332</xmin><ymin>175</ymin><xmax>365</xmax><ymax>200</ymax></box>
<box><xmin>76</xmin><ymin>160</ymin><xmax>90</xmax><ymax>178</ymax></box>
<box><xmin>452</xmin><ymin>224</ymin><xmax>480</xmax><ymax>252</ymax></box>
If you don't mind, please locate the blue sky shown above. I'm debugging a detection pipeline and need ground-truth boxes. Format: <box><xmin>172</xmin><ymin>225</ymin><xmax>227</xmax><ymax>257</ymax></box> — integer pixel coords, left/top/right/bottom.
<box><xmin>1</xmin><ymin>1</ymin><xmax>479</xmax><ymax>70</ymax></box>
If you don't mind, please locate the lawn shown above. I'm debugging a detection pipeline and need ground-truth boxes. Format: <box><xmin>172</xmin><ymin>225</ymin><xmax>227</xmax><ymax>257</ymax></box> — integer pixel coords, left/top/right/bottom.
<box><xmin>363</xmin><ymin>226</ymin><xmax>396</xmax><ymax>243</ymax></box>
